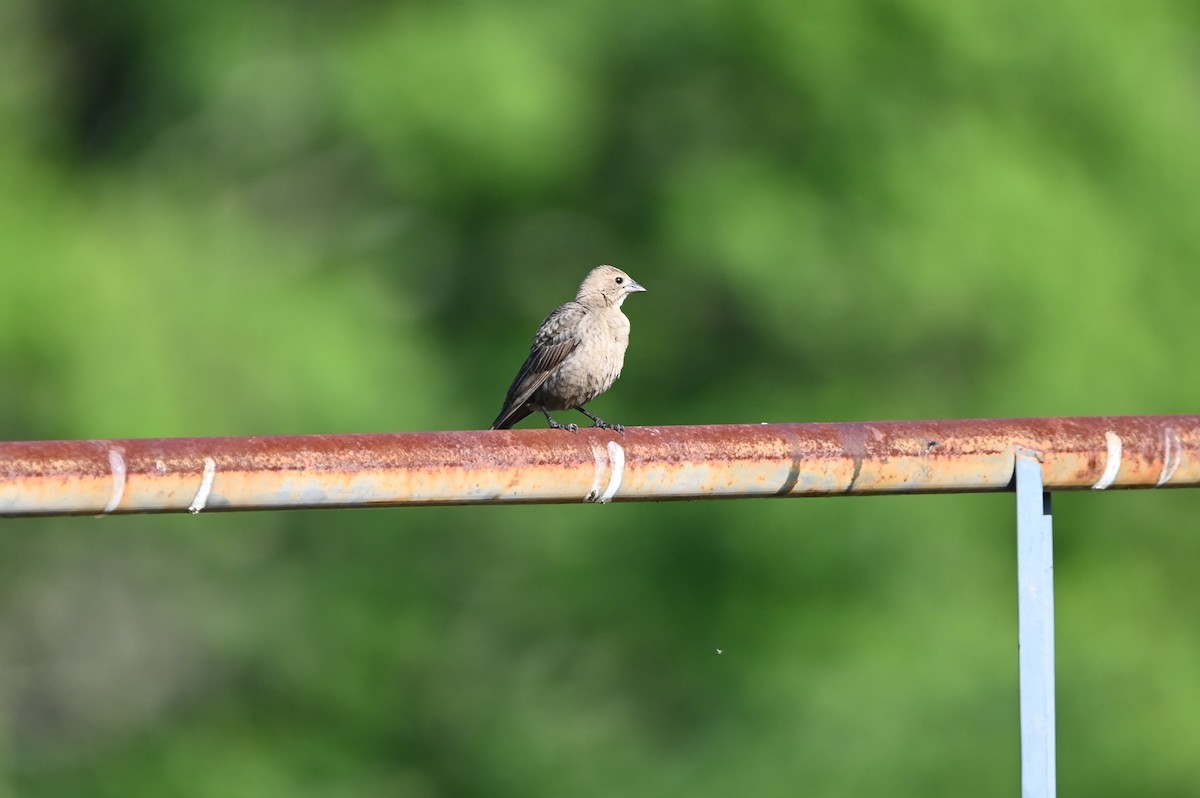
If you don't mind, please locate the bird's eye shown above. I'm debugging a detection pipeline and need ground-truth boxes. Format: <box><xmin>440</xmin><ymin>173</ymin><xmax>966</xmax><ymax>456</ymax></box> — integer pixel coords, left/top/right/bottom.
<box><xmin>615</xmin><ymin>276</ymin><xmax>624</xmax><ymax>284</ymax></box>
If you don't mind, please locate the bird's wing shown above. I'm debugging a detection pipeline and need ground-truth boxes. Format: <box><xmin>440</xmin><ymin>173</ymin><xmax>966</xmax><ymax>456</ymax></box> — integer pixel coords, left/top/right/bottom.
<box><xmin>490</xmin><ymin>303</ymin><xmax>584</xmax><ymax>429</ymax></box>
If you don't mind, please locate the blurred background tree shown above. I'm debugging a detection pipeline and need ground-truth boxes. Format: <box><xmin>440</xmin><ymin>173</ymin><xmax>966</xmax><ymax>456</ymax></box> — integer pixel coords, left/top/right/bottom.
<box><xmin>1</xmin><ymin>0</ymin><xmax>1198</xmax><ymax>795</ymax></box>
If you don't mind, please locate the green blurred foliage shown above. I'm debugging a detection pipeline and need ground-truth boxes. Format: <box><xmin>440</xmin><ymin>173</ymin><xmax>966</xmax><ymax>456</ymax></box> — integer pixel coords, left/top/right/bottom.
<box><xmin>1</xmin><ymin>0</ymin><xmax>1198</xmax><ymax>794</ymax></box>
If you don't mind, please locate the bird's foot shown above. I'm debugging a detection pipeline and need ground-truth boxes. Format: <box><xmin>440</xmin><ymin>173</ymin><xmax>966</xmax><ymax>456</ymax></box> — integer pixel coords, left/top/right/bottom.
<box><xmin>575</xmin><ymin>407</ymin><xmax>624</xmax><ymax>434</ymax></box>
<box><xmin>542</xmin><ymin>407</ymin><xmax>579</xmax><ymax>432</ymax></box>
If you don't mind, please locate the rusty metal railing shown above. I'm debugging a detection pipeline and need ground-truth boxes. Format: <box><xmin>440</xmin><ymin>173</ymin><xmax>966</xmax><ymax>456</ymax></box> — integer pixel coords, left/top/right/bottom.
<box><xmin>0</xmin><ymin>415</ymin><xmax>1196</xmax><ymax>516</ymax></box>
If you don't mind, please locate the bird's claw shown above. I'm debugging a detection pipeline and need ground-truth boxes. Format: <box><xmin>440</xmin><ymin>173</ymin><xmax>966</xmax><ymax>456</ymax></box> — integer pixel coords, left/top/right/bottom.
<box><xmin>591</xmin><ymin>419</ymin><xmax>624</xmax><ymax>435</ymax></box>
<box><xmin>549</xmin><ymin>420</ymin><xmax>579</xmax><ymax>432</ymax></box>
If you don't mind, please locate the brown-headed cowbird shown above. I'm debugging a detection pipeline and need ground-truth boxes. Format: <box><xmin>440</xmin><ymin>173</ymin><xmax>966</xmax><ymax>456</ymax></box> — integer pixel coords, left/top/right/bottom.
<box><xmin>490</xmin><ymin>265</ymin><xmax>646</xmax><ymax>432</ymax></box>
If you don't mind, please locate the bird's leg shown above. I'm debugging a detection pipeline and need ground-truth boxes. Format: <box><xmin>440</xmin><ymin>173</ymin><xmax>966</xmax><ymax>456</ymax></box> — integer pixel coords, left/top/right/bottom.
<box><xmin>575</xmin><ymin>406</ymin><xmax>624</xmax><ymax>434</ymax></box>
<box><xmin>541</xmin><ymin>406</ymin><xmax>578</xmax><ymax>432</ymax></box>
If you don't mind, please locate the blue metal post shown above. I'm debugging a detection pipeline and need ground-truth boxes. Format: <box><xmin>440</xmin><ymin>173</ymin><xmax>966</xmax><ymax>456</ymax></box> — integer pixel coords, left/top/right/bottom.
<box><xmin>1015</xmin><ymin>448</ymin><xmax>1056</xmax><ymax>798</ymax></box>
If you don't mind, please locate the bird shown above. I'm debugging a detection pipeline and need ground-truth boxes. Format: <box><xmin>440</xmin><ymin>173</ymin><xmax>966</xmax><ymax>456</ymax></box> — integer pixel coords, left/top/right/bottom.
<box><xmin>490</xmin><ymin>265</ymin><xmax>646</xmax><ymax>433</ymax></box>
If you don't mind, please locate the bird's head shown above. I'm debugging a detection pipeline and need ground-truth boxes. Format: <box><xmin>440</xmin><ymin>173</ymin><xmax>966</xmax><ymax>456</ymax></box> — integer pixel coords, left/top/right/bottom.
<box><xmin>576</xmin><ymin>264</ymin><xmax>646</xmax><ymax>308</ymax></box>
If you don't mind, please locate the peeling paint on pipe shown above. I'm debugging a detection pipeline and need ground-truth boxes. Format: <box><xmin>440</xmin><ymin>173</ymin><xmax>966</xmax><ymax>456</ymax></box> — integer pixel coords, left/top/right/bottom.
<box><xmin>0</xmin><ymin>416</ymin><xmax>1197</xmax><ymax>516</ymax></box>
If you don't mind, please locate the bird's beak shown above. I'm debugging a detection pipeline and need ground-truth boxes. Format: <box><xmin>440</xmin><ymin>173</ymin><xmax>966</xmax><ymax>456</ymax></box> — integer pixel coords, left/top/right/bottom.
<box><xmin>627</xmin><ymin>279</ymin><xmax>646</xmax><ymax>293</ymax></box>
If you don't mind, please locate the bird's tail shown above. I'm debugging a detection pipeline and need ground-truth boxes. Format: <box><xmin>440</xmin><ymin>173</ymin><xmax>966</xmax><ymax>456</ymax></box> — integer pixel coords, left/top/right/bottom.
<box><xmin>489</xmin><ymin>405</ymin><xmax>530</xmax><ymax>430</ymax></box>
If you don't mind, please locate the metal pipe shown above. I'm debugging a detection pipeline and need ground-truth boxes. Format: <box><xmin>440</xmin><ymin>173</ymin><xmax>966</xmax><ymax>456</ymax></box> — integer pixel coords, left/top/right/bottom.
<box><xmin>1015</xmin><ymin>448</ymin><xmax>1057</xmax><ymax>798</ymax></box>
<box><xmin>0</xmin><ymin>415</ymin><xmax>1197</xmax><ymax>516</ymax></box>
